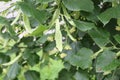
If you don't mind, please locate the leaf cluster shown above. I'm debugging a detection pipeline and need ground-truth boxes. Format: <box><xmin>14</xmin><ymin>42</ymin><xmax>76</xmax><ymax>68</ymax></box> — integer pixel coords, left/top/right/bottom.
<box><xmin>0</xmin><ymin>0</ymin><xmax>120</xmax><ymax>80</ymax></box>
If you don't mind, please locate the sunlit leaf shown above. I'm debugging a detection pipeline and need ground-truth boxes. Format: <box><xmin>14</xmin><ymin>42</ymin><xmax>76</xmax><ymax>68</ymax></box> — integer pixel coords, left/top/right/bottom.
<box><xmin>31</xmin><ymin>25</ymin><xmax>47</xmax><ymax>36</ymax></box>
<box><xmin>40</xmin><ymin>59</ymin><xmax>64</xmax><ymax>80</ymax></box>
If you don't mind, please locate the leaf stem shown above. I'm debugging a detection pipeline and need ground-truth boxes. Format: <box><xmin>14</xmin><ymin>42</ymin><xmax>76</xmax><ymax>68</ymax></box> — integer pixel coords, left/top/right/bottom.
<box><xmin>2</xmin><ymin>53</ymin><xmax>22</xmax><ymax>66</ymax></box>
<box><xmin>65</xmin><ymin>25</ymin><xmax>76</xmax><ymax>42</ymax></box>
<box><xmin>92</xmin><ymin>48</ymin><xmax>104</xmax><ymax>59</ymax></box>
<box><xmin>11</xmin><ymin>11</ymin><xmax>21</xmax><ymax>26</ymax></box>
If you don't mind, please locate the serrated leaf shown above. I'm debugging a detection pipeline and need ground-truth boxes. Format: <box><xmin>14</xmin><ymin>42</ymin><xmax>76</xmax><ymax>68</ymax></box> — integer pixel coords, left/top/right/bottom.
<box><xmin>96</xmin><ymin>50</ymin><xmax>116</xmax><ymax>72</ymax></box>
<box><xmin>98</xmin><ymin>5</ymin><xmax>120</xmax><ymax>25</ymax></box>
<box><xmin>88</xmin><ymin>29</ymin><xmax>110</xmax><ymax>47</ymax></box>
<box><xmin>55</xmin><ymin>19</ymin><xmax>63</xmax><ymax>52</ymax></box>
<box><xmin>65</xmin><ymin>48</ymin><xmax>93</xmax><ymax>69</ymax></box>
<box><xmin>74</xmin><ymin>20</ymin><xmax>95</xmax><ymax>31</ymax></box>
<box><xmin>7</xmin><ymin>62</ymin><xmax>21</xmax><ymax>79</ymax></box>
<box><xmin>24</xmin><ymin>70</ymin><xmax>40</xmax><ymax>80</ymax></box>
<box><xmin>40</xmin><ymin>59</ymin><xmax>64</xmax><ymax>80</ymax></box>
<box><xmin>62</xmin><ymin>0</ymin><xmax>94</xmax><ymax>12</ymax></box>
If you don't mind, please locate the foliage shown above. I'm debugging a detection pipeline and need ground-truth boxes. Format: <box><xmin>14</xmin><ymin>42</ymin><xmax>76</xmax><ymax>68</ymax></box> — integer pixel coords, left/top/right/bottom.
<box><xmin>0</xmin><ymin>0</ymin><xmax>120</xmax><ymax>80</ymax></box>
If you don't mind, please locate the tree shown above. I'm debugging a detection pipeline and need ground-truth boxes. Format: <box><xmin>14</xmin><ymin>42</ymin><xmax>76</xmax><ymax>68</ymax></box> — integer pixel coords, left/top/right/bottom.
<box><xmin>0</xmin><ymin>0</ymin><xmax>120</xmax><ymax>80</ymax></box>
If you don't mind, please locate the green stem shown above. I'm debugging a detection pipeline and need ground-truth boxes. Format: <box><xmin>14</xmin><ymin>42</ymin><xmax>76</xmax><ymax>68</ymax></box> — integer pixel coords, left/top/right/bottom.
<box><xmin>49</xmin><ymin>9</ymin><xmax>60</xmax><ymax>29</ymax></box>
<box><xmin>11</xmin><ymin>11</ymin><xmax>21</xmax><ymax>26</ymax></box>
<box><xmin>65</xmin><ymin>25</ymin><xmax>76</xmax><ymax>42</ymax></box>
<box><xmin>61</xmin><ymin>15</ymin><xmax>76</xmax><ymax>42</ymax></box>
<box><xmin>2</xmin><ymin>53</ymin><xmax>22</xmax><ymax>66</ymax></box>
<box><xmin>92</xmin><ymin>48</ymin><xmax>104</xmax><ymax>59</ymax></box>
<box><xmin>61</xmin><ymin>4</ymin><xmax>76</xmax><ymax>26</ymax></box>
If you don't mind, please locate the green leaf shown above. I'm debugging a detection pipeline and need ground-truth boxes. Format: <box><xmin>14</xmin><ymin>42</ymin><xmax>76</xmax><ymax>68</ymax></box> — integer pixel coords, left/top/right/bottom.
<box><xmin>114</xmin><ymin>34</ymin><xmax>120</xmax><ymax>44</ymax></box>
<box><xmin>17</xmin><ymin>2</ymin><xmax>49</xmax><ymax>23</ymax></box>
<box><xmin>30</xmin><ymin>63</ymin><xmax>40</xmax><ymax>72</ymax></box>
<box><xmin>55</xmin><ymin>19</ymin><xmax>63</xmax><ymax>52</ymax></box>
<box><xmin>0</xmin><ymin>16</ymin><xmax>9</xmax><ymax>25</ymax></box>
<box><xmin>96</xmin><ymin>50</ymin><xmax>116</xmax><ymax>72</ymax></box>
<box><xmin>7</xmin><ymin>62</ymin><xmax>21</xmax><ymax>79</ymax></box>
<box><xmin>31</xmin><ymin>25</ymin><xmax>47</xmax><ymax>36</ymax></box>
<box><xmin>58</xmin><ymin>70</ymin><xmax>74</xmax><ymax>80</ymax></box>
<box><xmin>62</xmin><ymin>0</ymin><xmax>94</xmax><ymax>12</ymax></box>
<box><xmin>23</xmin><ymin>49</ymin><xmax>39</xmax><ymax>66</ymax></box>
<box><xmin>103</xmin><ymin>0</ymin><xmax>113</xmax><ymax>2</ymax></box>
<box><xmin>40</xmin><ymin>59</ymin><xmax>64</xmax><ymax>80</ymax></box>
<box><xmin>0</xmin><ymin>0</ymin><xmax>10</xmax><ymax>2</ymax></box>
<box><xmin>1</xmin><ymin>0</ymin><xmax>120</xmax><ymax>79</ymax></box>
<box><xmin>37</xmin><ymin>0</ymin><xmax>54</xmax><ymax>3</ymax></box>
<box><xmin>0</xmin><ymin>16</ymin><xmax>16</xmax><ymax>37</ymax></box>
<box><xmin>65</xmin><ymin>48</ymin><xmax>93</xmax><ymax>69</ymax></box>
<box><xmin>98</xmin><ymin>5</ymin><xmax>120</xmax><ymax>25</ymax></box>
<box><xmin>27</xmin><ymin>53</ymin><xmax>39</xmax><ymax>66</ymax></box>
<box><xmin>88</xmin><ymin>29</ymin><xmax>110</xmax><ymax>47</ymax></box>
<box><xmin>36</xmin><ymin>35</ymin><xmax>48</xmax><ymax>44</ymax></box>
<box><xmin>49</xmin><ymin>9</ymin><xmax>60</xmax><ymax>27</ymax></box>
<box><xmin>104</xmin><ymin>76</ymin><xmax>119</xmax><ymax>80</ymax></box>
<box><xmin>0</xmin><ymin>67</ymin><xmax>2</xmax><ymax>74</ymax></box>
<box><xmin>117</xmin><ymin>18</ymin><xmax>120</xmax><ymax>26</ymax></box>
<box><xmin>74</xmin><ymin>20</ymin><xmax>95</xmax><ymax>31</ymax></box>
<box><xmin>17</xmin><ymin>2</ymin><xmax>33</xmax><ymax>16</ymax></box>
<box><xmin>24</xmin><ymin>70</ymin><xmax>40</xmax><ymax>80</ymax></box>
<box><xmin>0</xmin><ymin>53</ymin><xmax>10</xmax><ymax>64</ymax></box>
<box><xmin>74</xmin><ymin>71</ymin><xmax>89</xmax><ymax>80</ymax></box>
<box><xmin>103</xmin><ymin>59</ymin><xmax>120</xmax><ymax>71</ymax></box>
